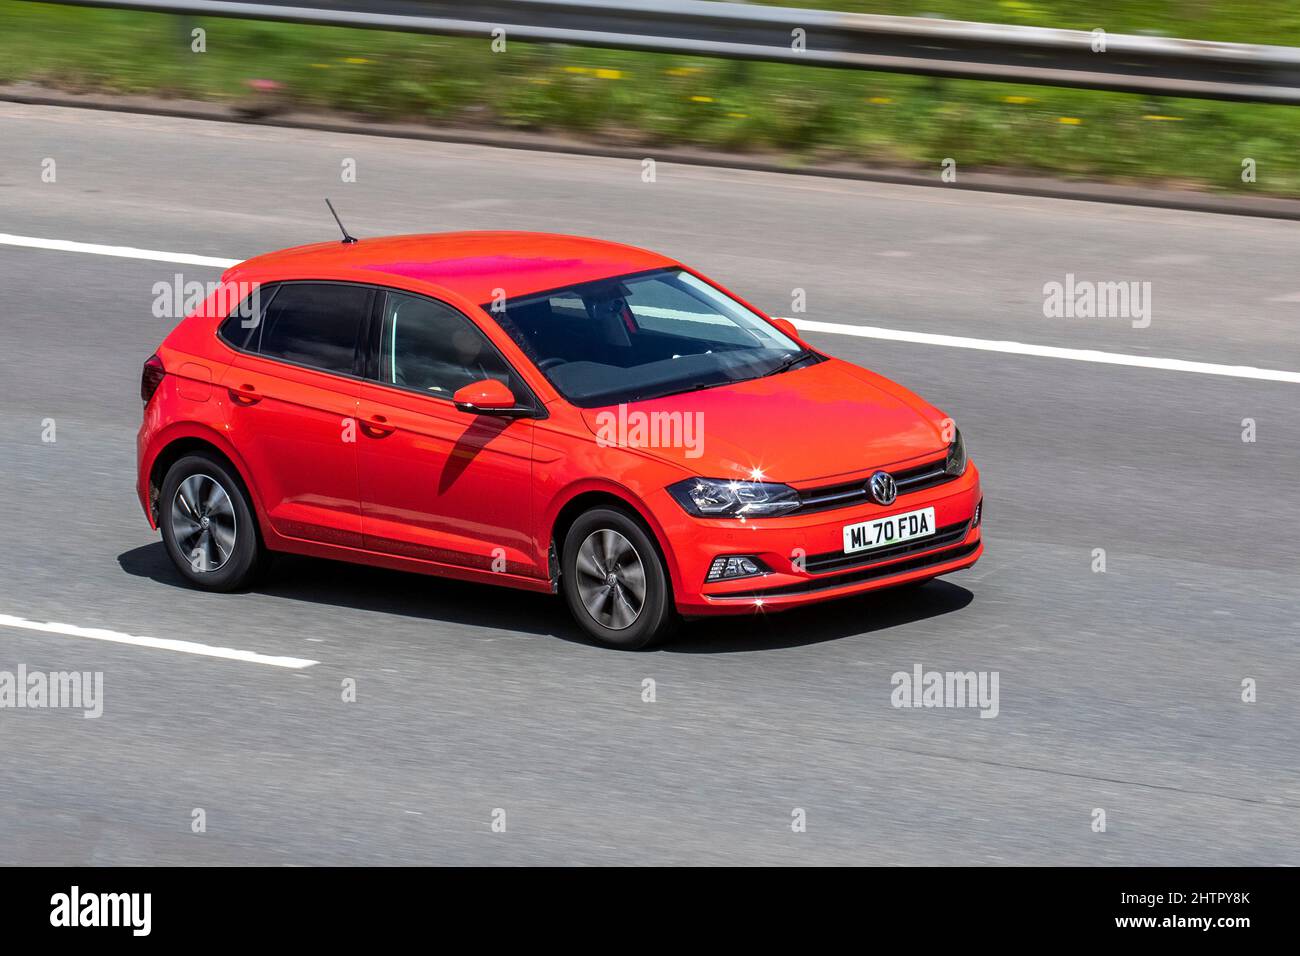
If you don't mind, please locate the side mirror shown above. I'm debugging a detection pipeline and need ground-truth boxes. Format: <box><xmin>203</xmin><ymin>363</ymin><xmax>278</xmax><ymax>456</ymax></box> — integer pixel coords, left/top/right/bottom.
<box><xmin>453</xmin><ymin>378</ymin><xmax>523</xmax><ymax>415</ymax></box>
<box><xmin>770</xmin><ymin>317</ymin><xmax>801</xmax><ymax>341</ymax></box>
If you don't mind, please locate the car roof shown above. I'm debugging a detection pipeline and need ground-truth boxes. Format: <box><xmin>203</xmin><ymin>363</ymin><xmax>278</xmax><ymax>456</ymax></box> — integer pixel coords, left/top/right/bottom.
<box><xmin>224</xmin><ymin>231</ymin><xmax>677</xmax><ymax>304</ymax></box>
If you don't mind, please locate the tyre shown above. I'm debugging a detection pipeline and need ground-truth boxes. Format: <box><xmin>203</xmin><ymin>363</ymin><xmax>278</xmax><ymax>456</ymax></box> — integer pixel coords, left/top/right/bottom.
<box><xmin>561</xmin><ymin>507</ymin><xmax>676</xmax><ymax>649</ymax></box>
<box><xmin>159</xmin><ymin>452</ymin><xmax>264</xmax><ymax>591</ymax></box>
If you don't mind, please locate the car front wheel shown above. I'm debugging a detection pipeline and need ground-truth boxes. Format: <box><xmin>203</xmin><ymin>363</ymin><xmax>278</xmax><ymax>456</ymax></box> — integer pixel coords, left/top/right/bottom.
<box><xmin>561</xmin><ymin>507</ymin><xmax>676</xmax><ymax>650</ymax></box>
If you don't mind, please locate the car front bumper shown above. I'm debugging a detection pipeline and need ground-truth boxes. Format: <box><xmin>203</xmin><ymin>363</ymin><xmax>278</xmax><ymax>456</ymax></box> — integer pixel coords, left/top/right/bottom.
<box><xmin>656</xmin><ymin>463</ymin><xmax>983</xmax><ymax>616</ymax></box>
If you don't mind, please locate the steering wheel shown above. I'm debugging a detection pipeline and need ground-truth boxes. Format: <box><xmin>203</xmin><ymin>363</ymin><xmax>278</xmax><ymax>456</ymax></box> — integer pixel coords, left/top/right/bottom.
<box><xmin>537</xmin><ymin>357</ymin><xmax>569</xmax><ymax>371</ymax></box>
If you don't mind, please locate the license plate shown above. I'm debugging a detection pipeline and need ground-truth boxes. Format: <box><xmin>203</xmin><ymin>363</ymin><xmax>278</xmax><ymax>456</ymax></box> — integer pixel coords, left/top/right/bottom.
<box><xmin>843</xmin><ymin>507</ymin><xmax>936</xmax><ymax>554</ymax></box>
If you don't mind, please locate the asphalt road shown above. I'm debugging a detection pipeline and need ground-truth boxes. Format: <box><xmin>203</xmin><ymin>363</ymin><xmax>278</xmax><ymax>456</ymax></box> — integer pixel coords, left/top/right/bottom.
<box><xmin>1</xmin><ymin>102</ymin><xmax>1297</xmax><ymax>865</ymax></box>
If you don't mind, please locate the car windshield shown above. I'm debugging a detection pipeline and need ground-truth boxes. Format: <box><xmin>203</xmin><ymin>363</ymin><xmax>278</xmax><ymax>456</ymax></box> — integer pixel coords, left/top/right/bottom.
<box><xmin>483</xmin><ymin>268</ymin><xmax>812</xmax><ymax>407</ymax></box>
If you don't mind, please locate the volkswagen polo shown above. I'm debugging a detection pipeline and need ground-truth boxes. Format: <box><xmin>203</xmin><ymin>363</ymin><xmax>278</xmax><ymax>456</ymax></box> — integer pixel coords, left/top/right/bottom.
<box><xmin>137</xmin><ymin>231</ymin><xmax>982</xmax><ymax>648</ymax></box>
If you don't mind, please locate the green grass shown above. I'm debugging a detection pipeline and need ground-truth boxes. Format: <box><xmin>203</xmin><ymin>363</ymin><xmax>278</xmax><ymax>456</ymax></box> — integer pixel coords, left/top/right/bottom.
<box><xmin>759</xmin><ymin>0</ymin><xmax>1300</xmax><ymax>46</ymax></box>
<box><xmin>3</xmin><ymin>0</ymin><xmax>1299</xmax><ymax>195</ymax></box>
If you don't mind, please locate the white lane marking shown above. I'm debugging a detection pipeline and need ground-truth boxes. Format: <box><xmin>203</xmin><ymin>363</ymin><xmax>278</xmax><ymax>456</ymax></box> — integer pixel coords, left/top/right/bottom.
<box><xmin>786</xmin><ymin>318</ymin><xmax>1300</xmax><ymax>384</ymax></box>
<box><xmin>0</xmin><ymin>613</ymin><xmax>318</xmax><ymax>669</ymax></box>
<box><xmin>1</xmin><ymin>232</ymin><xmax>1296</xmax><ymax>385</ymax></box>
<box><xmin>0</xmin><ymin>233</ymin><xmax>239</xmax><ymax>269</ymax></box>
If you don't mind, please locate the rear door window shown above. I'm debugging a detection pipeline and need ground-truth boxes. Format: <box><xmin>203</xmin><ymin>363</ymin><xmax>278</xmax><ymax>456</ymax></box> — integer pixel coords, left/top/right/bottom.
<box><xmin>254</xmin><ymin>283</ymin><xmax>372</xmax><ymax>376</ymax></box>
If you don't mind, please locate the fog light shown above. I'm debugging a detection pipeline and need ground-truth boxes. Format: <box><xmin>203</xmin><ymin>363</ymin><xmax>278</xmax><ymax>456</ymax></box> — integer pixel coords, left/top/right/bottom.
<box><xmin>706</xmin><ymin>555</ymin><xmax>768</xmax><ymax>582</ymax></box>
<box><xmin>972</xmin><ymin>498</ymin><xmax>983</xmax><ymax>528</ymax></box>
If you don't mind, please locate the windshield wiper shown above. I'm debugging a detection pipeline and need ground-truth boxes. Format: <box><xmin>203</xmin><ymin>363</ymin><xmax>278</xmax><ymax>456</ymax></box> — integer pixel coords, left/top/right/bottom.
<box><xmin>625</xmin><ymin>351</ymin><xmax>815</xmax><ymax>402</ymax></box>
<box><xmin>765</xmin><ymin>349</ymin><xmax>817</xmax><ymax>377</ymax></box>
<box><xmin>629</xmin><ymin>380</ymin><xmax>723</xmax><ymax>402</ymax></box>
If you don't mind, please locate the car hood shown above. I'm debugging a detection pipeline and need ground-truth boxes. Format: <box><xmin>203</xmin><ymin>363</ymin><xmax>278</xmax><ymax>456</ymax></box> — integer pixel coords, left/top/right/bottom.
<box><xmin>578</xmin><ymin>358</ymin><xmax>948</xmax><ymax>483</ymax></box>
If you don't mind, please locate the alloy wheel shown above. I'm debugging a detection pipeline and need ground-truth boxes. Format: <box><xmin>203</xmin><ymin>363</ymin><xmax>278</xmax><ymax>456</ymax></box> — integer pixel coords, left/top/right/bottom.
<box><xmin>170</xmin><ymin>473</ymin><xmax>237</xmax><ymax>572</ymax></box>
<box><xmin>575</xmin><ymin>528</ymin><xmax>647</xmax><ymax>630</ymax></box>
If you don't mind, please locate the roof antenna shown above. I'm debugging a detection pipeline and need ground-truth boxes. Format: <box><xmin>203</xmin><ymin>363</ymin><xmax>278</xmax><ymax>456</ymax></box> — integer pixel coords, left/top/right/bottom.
<box><xmin>325</xmin><ymin>198</ymin><xmax>357</xmax><ymax>244</ymax></box>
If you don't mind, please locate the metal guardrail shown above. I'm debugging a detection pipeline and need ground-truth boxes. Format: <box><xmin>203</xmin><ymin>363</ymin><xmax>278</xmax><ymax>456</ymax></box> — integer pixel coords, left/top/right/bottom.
<box><xmin>29</xmin><ymin>0</ymin><xmax>1300</xmax><ymax>104</ymax></box>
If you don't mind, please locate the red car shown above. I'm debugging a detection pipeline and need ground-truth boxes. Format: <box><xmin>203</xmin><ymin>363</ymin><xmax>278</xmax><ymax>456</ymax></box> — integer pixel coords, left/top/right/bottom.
<box><xmin>138</xmin><ymin>231</ymin><xmax>982</xmax><ymax>648</ymax></box>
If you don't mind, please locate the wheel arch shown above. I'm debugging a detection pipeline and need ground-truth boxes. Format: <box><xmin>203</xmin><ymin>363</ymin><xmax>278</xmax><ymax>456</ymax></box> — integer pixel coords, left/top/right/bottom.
<box><xmin>548</xmin><ymin>486</ymin><xmax>680</xmax><ymax>597</ymax></box>
<box><xmin>147</xmin><ymin>428</ymin><xmax>266</xmax><ymax>543</ymax></box>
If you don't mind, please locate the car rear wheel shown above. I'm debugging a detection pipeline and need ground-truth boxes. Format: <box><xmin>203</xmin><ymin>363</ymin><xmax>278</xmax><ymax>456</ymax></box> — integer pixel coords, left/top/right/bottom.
<box><xmin>562</xmin><ymin>507</ymin><xmax>676</xmax><ymax>649</ymax></box>
<box><xmin>159</xmin><ymin>452</ymin><xmax>264</xmax><ymax>591</ymax></box>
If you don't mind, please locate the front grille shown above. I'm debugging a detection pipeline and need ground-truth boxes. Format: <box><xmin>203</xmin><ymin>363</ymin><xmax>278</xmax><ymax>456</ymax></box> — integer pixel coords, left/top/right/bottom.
<box><xmin>721</xmin><ymin>540</ymin><xmax>980</xmax><ymax>598</ymax></box>
<box><xmin>803</xmin><ymin>520</ymin><xmax>970</xmax><ymax>574</ymax></box>
<box><xmin>794</xmin><ymin>457</ymin><xmax>954</xmax><ymax>515</ymax></box>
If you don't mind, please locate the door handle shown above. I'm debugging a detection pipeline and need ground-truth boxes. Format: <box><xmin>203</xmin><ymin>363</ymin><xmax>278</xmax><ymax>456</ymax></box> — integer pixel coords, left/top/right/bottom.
<box><xmin>360</xmin><ymin>414</ymin><xmax>394</xmax><ymax>438</ymax></box>
<box><xmin>228</xmin><ymin>383</ymin><xmax>262</xmax><ymax>405</ymax></box>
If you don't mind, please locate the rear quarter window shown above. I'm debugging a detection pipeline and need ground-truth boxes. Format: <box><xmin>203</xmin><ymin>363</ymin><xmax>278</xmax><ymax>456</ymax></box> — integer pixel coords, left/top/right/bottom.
<box><xmin>217</xmin><ymin>284</ymin><xmax>277</xmax><ymax>351</ymax></box>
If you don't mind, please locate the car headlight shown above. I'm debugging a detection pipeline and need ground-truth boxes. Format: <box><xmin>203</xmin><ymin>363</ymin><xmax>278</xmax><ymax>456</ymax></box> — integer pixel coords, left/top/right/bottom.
<box><xmin>668</xmin><ymin>478</ymin><xmax>801</xmax><ymax>518</ymax></box>
<box><xmin>945</xmin><ymin>428</ymin><xmax>968</xmax><ymax>477</ymax></box>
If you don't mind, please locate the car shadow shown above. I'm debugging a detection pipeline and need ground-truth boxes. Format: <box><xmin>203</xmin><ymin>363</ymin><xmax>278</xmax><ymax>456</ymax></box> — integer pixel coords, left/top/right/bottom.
<box><xmin>117</xmin><ymin>542</ymin><xmax>570</xmax><ymax>640</ymax></box>
<box><xmin>664</xmin><ymin>580</ymin><xmax>973</xmax><ymax>653</ymax></box>
<box><xmin>117</xmin><ymin>542</ymin><xmax>973</xmax><ymax>653</ymax></box>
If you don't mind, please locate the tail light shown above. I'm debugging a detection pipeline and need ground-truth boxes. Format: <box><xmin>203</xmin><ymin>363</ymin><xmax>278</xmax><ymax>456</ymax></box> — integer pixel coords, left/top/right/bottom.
<box><xmin>141</xmin><ymin>354</ymin><xmax>166</xmax><ymax>404</ymax></box>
